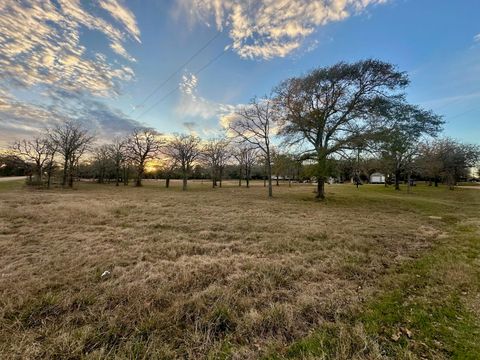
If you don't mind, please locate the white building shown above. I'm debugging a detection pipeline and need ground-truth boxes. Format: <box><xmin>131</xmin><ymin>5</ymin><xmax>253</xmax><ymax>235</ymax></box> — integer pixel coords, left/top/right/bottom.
<box><xmin>370</xmin><ymin>172</ymin><xmax>385</xmax><ymax>184</ymax></box>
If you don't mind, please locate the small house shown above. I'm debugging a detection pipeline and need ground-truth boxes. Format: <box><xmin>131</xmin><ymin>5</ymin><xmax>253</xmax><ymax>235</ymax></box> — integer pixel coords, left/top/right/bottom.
<box><xmin>370</xmin><ymin>172</ymin><xmax>385</xmax><ymax>184</ymax></box>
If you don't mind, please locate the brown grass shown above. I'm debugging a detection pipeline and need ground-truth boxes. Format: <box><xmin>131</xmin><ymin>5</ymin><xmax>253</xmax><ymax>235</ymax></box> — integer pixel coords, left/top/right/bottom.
<box><xmin>0</xmin><ymin>180</ymin><xmax>474</xmax><ymax>358</ymax></box>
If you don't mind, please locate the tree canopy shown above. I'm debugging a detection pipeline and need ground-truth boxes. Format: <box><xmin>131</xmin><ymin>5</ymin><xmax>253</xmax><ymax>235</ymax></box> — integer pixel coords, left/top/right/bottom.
<box><xmin>275</xmin><ymin>59</ymin><xmax>439</xmax><ymax>198</ymax></box>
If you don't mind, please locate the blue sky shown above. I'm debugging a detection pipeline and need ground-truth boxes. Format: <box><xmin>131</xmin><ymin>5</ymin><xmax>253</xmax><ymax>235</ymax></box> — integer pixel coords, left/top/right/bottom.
<box><xmin>0</xmin><ymin>0</ymin><xmax>479</xmax><ymax>146</ymax></box>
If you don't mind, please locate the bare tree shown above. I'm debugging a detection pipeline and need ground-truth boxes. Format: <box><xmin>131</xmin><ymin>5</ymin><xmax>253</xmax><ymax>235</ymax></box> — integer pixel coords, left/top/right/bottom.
<box><xmin>232</xmin><ymin>148</ymin><xmax>244</xmax><ymax>187</ymax></box>
<box><xmin>107</xmin><ymin>138</ymin><xmax>127</xmax><ymax>186</ymax></box>
<box><xmin>48</xmin><ymin>120</ymin><xmax>94</xmax><ymax>188</ymax></box>
<box><xmin>160</xmin><ymin>157</ymin><xmax>178</xmax><ymax>188</ymax></box>
<box><xmin>244</xmin><ymin>146</ymin><xmax>259</xmax><ymax>188</ymax></box>
<box><xmin>164</xmin><ymin>134</ymin><xmax>201</xmax><ymax>191</ymax></box>
<box><xmin>229</xmin><ymin>96</ymin><xmax>276</xmax><ymax>197</ymax></box>
<box><xmin>232</xmin><ymin>145</ymin><xmax>258</xmax><ymax>188</ymax></box>
<box><xmin>11</xmin><ymin>137</ymin><xmax>55</xmax><ymax>185</ymax></box>
<box><xmin>126</xmin><ymin>128</ymin><xmax>163</xmax><ymax>187</ymax></box>
<box><xmin>202</xmin><ymin>137</ymin><xmax>231</xmax><ymax>188</ymax></box>
<box><xmin>92</xmin><ymin>145</ymin><xmax>112</xmax><ymax>184</ymax></box>
<box><xmin>44</xmin><ymin>143</ymin><xmax>57</xmax><ymax>189</ymax></box>
<box><xmin>272</xmin><ymin>151</ymin><xmax>298</xmax><ymax>187</ymax></box>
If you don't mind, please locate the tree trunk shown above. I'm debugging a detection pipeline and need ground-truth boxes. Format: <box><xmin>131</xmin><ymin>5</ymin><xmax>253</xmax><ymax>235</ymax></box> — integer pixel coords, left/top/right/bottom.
<box><xmin>238</xmin><ymin>165</ymin><xmax>242</xmax><ymax>186</ymax></box>
<box><xmin>135</xmin><ymin>163</ymin><xmax>143</xmax><ymax>187</ymax></box>
<box><xmin>448</xmin><ymin>174</ymin><xmax>455</xmax><ymax>190</ymax></box>
<box><xmin>316</xmin><ymin>178</ymin><xmax>325</xmax><ymax>200</ymax></box>
<box><xmin>267</xmin><ymin>161</ymin><xmax>273</xmax><ymax>198</ymax></box>
<box><xmin>68</xmin><ymin>158</ymin><xmax>74</xmax><ymax>188</ymax></box>
<box><xmin>47</xmin><ymin>172</ymin><xmax>52</xmax><ymax>189</ymax></box>
<box><xmin>35</xmin><ymin>162</ymin><xmax>43</xmax><ymax>184</ymax></box>
<box><xmin>182</xmin><ymin>174</ymin><xmax>187</xmax><ymax>191</ymax></box>
<box><xmin>135</xmin><ymin>175</ymin><xmax>142</xmax><ymax>187</ymax></box>
<box><xmin>394</xmin><ymin>169</ymin><xmax>401</xmax><ymax>190</ymax></box>
<box><xmin>315</xmin><ymin>153</ymin><xmax>327</xmax><ymax>199</ymax></box>
<box><xmin>182</xmin><ymin>166</ymin><xmax>188</xmax><ymax>191</ymax></box>
<box><xmin>123</xmin><ymin>167</ymin><xmax>128</xmax><ymax>186</ymax></box>
<box><xmin>68</xmin><ymin>172</ymin><xmax>74</xmax><ymax>188</ymax></box>
<box><xmin>166</xmin><ymin>176</ymin><xmax>170</xmax><ymax>188</ymax></box>
<box><xmin>62</xmin><ymin>155</ymin><xmax>68</xmax><ymax>186</ymax></box>
<box><xmin>115</xmin><ymin>165</ymin><xmax>120</xmax><ymax>186</ymax></box>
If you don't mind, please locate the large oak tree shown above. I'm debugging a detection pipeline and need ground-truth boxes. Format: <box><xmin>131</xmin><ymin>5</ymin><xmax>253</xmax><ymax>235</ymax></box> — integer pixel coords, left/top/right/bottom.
<box><xmin>275</xmin><ymin>59</ymin><xmax>410</xmax><ymax>199</ymax></box>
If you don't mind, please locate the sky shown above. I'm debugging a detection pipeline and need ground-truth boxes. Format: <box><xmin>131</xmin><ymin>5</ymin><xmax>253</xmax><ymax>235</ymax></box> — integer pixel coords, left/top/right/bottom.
<box><xmin>0</xmin><ymin>0</ymin><xmax>479</xmax><ymax>147</ymax></box>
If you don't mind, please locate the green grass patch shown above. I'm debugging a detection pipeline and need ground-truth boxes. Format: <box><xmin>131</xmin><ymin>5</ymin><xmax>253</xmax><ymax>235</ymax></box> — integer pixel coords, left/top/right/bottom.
<box><xmin>277</xmin><ymin>185</ymin><xmax>480</xmax><ymax>359</ymax></box>
<box><xmin>0</xmin><ymin>179</ymin><xmax>24</xmax><ymax>192</ymax></box>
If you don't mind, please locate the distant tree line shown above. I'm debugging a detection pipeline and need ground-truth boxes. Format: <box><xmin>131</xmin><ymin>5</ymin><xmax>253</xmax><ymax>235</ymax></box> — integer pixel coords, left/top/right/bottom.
<box><xmin>6</xmin><ymin>59</ymin><xmax>480</xmax><ymax>198</ymax></box>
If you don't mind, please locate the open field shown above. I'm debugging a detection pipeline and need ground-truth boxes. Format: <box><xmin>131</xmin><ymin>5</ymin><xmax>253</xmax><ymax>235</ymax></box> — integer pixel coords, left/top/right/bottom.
<box><xmin>0</xmin><ymin>177</ymin><xmax>26</xmax><ymax>182</ymax></box>
<box><xmin>0</xmin><ymin>180</ymin><xmax>479</xmax><ymax>359</ymax></box>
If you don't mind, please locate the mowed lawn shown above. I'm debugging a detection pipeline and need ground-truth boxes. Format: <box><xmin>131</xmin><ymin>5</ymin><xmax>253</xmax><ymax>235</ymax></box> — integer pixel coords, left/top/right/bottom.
<box><xmin>0</xmin><ymin>180</ymin><xmax>479</xmax><ymax>359</ymax></box>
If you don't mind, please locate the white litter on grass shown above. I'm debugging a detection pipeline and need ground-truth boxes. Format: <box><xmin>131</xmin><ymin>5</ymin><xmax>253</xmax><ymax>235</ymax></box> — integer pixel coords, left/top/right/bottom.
<box><xmin>428</xmin><ymin>216</ymin><xmax>442</xmax><ymax>220</ymax></box>
<box><xmin>101</xmin><ymin>270</ymin><xmax>111</xmax><ymax>278</ymax></box>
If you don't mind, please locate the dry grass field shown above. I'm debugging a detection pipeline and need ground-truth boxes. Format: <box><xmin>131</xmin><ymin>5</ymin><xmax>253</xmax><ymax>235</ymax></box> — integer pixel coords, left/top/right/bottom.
<box><xmin>0</xmin><ymin>180</ymin><xmax>479</xmax><ymax>359</ymax></box>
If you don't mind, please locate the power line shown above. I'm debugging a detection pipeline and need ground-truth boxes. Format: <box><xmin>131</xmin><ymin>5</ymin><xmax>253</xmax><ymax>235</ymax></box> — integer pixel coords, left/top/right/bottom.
<box><xmin>130</xmin><ymin>32</ymin><xmax>221</xmax><ymax>114</ymax></box>
<box><xmin>447</xmin><ymin>106</ymin><xmax>480</xmax><ymax>121</ymax></box>
<box><xmin>135</xmin><ymin>47</ymin><xmax>229</xmax><ymax>120</ymax></box>
<box><xmin>432</xmin><ymin>97</ymin><xmax>469</xmax><ymax>112</ymax></box>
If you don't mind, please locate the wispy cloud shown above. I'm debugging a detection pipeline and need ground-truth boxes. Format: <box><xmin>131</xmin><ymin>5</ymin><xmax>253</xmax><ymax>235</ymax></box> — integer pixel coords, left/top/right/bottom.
<box><xmin>99</xmin><ymin>0</ymin><xmax>141</xmax><ymax>43</ymax></box>
<box><xmin>474</xmin><ymin>34</ymin><xmax>480</xmax><ymax>42</ymax></box>
<box><xmin>175</xmin><ymin>0</ymin><xmax>388</xmax><ymax>59</ymax></box>
<box><xmin>420</xmin><ymin>91</ymin><xmax>480</xmax><ymax>111</ymax></box>
<box><xmin>0</xmin><ymin>90</ymin><xmax>66</xmax><ymax>145</ymax></box>
<box><xmin>176</xmin><ymin>73</ymin><xmax>277</xmax><ymax>139</ymax></box>
<box><xmin>0</xmin><ymin>89</ymin><xmax>142</xmax><ymax>147</ymax></box>
<box><xmin>176</xmin><ymin>73</ymin><xmax>242</xmax><ymax>135</ymax></box>
<box><xmin>0</xmin><ymin>0</ymin><xmax>140</xmax><ymax>96</ymax></box>
<box><xmin>0</xmin><ymin>0</ymin><xmax>142</xmax><ymax>146</ymax></box>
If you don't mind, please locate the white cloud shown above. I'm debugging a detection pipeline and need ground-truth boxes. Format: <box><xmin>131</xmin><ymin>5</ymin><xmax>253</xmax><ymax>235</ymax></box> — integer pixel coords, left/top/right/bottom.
<box><xmin>178</xmin><ymin>73</ymin><xmax>237</xmax><ymax>119</ymax></box>
<box><xmin>474</xmin><ymin>34</ymin><xmax>480</xmax><ymax>42</ymax></box>
<box><xmin>175</xmin><ymin>0</ymin><xmax>388</xmax><ymax>59</ymax></box>
<box><xmin>99</xmin><ymin>0</ymin><xmax>141</xmax><ymax>43</ymax></box>
<box><xmin>176</xmin><ymin>72</ymin><xmax>241</xmax><ymax>134</ymax></box>
<box><xmin>0</xmin><ymin>0</ymin><xmax>140</xmax><ymax>96</ymax></box>
<box><xmin>176</xmin><ymin>73</ymin><xmax>280</xmax><ymax>139</ymax></box>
